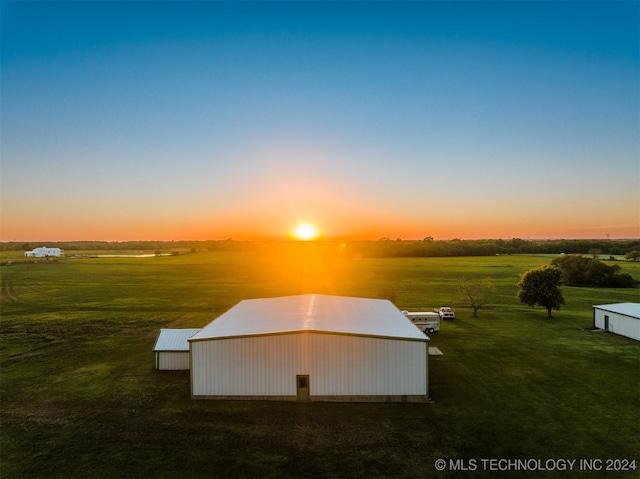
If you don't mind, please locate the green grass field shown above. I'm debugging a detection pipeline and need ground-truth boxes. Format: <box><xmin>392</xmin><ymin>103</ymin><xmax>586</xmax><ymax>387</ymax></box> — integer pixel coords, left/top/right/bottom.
<box><xmin>1</xmin><ymin>249</ymin><xmax>639</xmax><ymax>478</ymax></box>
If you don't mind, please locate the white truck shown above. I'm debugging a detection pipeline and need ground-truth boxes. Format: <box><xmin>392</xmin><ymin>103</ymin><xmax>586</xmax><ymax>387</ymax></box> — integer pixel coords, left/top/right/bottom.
<box><xmin>402</xmin><ymin>311</ymin><xmax>440</xmax><ymax>334</ymax></box>
<box><xmin>436</xmin><ymin>306</ymin><xmax>455</xmax><ymax>320</ymax></box>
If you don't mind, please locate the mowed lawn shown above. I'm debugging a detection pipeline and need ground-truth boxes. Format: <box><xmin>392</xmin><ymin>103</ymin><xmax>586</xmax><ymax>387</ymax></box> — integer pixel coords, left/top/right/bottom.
<box><xmin>1</xmin><ymin>249</ymin><xmax>639</xmax><ymax>478</ymax></box>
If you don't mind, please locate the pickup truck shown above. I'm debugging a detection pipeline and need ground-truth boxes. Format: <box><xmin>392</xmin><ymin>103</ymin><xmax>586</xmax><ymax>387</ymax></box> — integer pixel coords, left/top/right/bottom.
<box><xmin>436</xmin><ymin>306</ymin><xmax>455</xmax><ymax>320</ymax></box>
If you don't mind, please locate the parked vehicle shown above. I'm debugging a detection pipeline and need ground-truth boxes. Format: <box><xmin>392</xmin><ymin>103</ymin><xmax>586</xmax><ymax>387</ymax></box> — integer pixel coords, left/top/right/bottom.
<box><xmin>402</xmin><ymin>311</ymin><xmax>440</xmax><ymax>334</ymax></box>
<box><xmin>436</xmin><ymin>306</ymin><xmax>456</xmax><ymax>320</ymax></box>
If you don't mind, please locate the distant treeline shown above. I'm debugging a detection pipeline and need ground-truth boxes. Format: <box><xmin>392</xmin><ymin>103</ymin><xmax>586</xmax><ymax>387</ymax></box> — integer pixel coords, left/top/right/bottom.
<box><xmin>2</xmin><ymin>238</ymin><xmax>639</xmax><ymax>259</ymax></box>
<box><xmin>348</xmin><ymin>238</ymin><xmax>640</xmax><ymax>259</ymax></box>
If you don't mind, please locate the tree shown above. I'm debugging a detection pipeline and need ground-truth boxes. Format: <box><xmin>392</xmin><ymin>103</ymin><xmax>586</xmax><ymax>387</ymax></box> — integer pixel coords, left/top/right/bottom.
<box><xmin>457</xmin><ymin>277</ymin><xmax>495</xmax><ymax>317</ymax></box>
<box><xmin>626</xmin><ymin>251</ymin><xmax>640</xmax><ymax>262</ymax></box>
<box><xmin>517</xmin><ymin>265</ymin><xmax>565</xmax><ymax>318</ymax></box>
<box><xmin>552</xmin><ymin>254</ymin><xmax>637</xmax><ymax>287</ymax></box>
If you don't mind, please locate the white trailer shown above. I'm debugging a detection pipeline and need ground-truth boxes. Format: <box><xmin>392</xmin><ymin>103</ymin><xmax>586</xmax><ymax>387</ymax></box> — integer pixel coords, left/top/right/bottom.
<box><xmin>403</xmin><ymin>311</ymin><xmax>440</xmax><ymax>334</ymax></box>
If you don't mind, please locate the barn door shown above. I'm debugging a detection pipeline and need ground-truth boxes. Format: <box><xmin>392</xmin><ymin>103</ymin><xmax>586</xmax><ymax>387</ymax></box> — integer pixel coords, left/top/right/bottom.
<box><xmin>296</xmin><ymin>375</ymin><xmax>310</xmax><ymax>402</ymax></box>
<box><xmin>604</xmin><ymin>315</ymin><xmax>610</xmax><ymax>331</ymax></box>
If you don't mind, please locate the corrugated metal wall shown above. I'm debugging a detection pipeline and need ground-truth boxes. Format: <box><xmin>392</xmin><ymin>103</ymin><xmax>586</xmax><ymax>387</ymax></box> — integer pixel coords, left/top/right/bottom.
<box><xmin>191</xmin><ymin>332</ymin><xmax>427</xmax><ymax>397</ymax></box>
<box><xmin>191</xmin><ymin>334</ymin><xmax>300</xmax><ymax>396</ymax></box>
<box><xmin>308</xmin><ymin>334</ymin><xmax>426</xmax><ymax>395</ymax></box>
<box><xmin>594</xmin><ymin>310</ymin><xmax>640</xmax><ymax>341</ymax></box>
<box><xmin>156</xmin><ymin>352</ymin><xmax>191</xmax><ymax>370</ymax></box>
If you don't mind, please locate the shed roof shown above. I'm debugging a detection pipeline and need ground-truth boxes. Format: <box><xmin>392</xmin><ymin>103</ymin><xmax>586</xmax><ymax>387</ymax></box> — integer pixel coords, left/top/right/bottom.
<box><xmin>153</xmin><ymin>328</ymin><xmax>201</xmax><ymax>352</ymax></box>
<box><xmin>593</xmin><ymin>303</ymin><xmax>640</xmax><ymax>319</ymax></box>
<box><xmin>189</xmin><ymin>294</ymin><xmax>428</xmax><ymax>342</ymax></box>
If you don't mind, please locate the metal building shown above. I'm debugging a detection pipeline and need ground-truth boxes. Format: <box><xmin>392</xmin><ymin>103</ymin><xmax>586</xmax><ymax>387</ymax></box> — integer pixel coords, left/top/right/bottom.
<box><xmin>593</xmin><ymin>303</ymin><xmax>640</xmax><ymax>341</ymax></box>
<box><xmin>24</xmin><ymin>246</ymin><xmax>64</xmax><ymax>257</ymax></box>
<box><xmin>153</xmin><ymin>329</ymin><xmax>200</xmax><ymax>370</ymax></box>
<box><xmin>189</xmin><ymin>294</ymin><xmax>430</xmax><ymax>402</ymax></box>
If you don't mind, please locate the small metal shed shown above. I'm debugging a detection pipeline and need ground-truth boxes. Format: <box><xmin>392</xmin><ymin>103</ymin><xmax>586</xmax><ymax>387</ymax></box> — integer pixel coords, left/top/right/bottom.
<box><xmin>593</xmin><ymin>303</ymin><xmax>640</xmax><ymax>341</ymax></box>
<box><xmin>152</xmin><ymin>329</ymin><xmax>200</xmax><ymax>370</ymax></box>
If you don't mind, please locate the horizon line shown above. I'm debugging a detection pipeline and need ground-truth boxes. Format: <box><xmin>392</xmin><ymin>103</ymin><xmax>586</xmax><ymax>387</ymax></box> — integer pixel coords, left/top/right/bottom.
<box><xmin>3</xmin><ymin>237</ymin><xmax>639</xmax><ymax>244</ymax></box>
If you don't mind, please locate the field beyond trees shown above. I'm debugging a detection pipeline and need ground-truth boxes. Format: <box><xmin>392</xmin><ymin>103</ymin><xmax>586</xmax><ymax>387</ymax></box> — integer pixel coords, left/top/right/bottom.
<box><xmin>1</xmin><ymin>249</ymin><xmax>639</xmax><ymax>478</ymax></box>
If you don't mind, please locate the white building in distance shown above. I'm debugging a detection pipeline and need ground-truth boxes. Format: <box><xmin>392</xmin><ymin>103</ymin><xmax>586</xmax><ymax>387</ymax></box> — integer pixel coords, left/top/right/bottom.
<box><xmin>593</xmin><ymin>303</ymin><xmax>640</xmax><ymax>341</ymax></box>
<box><xmin>24</xmin><ymin>246</ymin><xmax>64</xmax><ymax>257</ymax></box>
<box><xmin>188</xmin><ymin>294</ymin><xmax>430</xmax><ymax>402</ymax></box>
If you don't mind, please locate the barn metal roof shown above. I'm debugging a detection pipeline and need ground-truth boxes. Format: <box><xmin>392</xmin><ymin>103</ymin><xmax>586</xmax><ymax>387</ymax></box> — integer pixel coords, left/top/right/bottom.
<box><xmin>153</xmin><ymin>328</ymin><xmax>201</xmax><ymax>351</ymax></box>
<box><xmin>593</xmin><ymin>303</ymin><xmax>640</xmax><ymax>319</ymax></box>
<box><xmin>189</xmin><ymin>294</ymin><xmax>428</xmax><ymax>342</ymax></box>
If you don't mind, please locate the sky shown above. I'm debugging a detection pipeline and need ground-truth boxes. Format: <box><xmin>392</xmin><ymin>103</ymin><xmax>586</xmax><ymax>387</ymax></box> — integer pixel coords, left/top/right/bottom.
<box><xmin>1</xmin><ymin>1</ymin><xmax>639</xmax><ymax>242</ymax></box>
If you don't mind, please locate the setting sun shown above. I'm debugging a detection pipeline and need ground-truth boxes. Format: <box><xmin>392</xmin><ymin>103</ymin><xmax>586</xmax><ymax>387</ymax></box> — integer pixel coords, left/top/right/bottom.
<box><xmin>292</xmin><ymin>223</ymin><xmax>320</xmax><ymax>241</ymax></box>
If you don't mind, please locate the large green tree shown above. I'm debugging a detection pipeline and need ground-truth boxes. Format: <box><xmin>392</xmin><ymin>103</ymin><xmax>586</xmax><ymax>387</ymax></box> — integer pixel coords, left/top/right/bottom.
<box><xmin>517</xmin><ymin>265</ymin><xmax>565</xmax><ymax>318</ymax></box>
<box><xmin>551</xmin><ymin>254</ymin><xmax>636</xmax><ymax>287</ymax></box>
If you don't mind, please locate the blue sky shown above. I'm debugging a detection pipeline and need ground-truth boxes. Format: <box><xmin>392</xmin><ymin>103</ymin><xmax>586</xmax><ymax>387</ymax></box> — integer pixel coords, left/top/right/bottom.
<box><xmin>2</xmin><ymin>1</ymin><xmax>638</xmax><ymax>241</ymax></box>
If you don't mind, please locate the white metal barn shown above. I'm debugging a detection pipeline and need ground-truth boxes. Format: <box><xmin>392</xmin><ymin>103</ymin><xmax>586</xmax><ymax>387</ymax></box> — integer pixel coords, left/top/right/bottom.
<box><xmin>593</xmin><ymin>303</ymin><xmax>640</xmax><ymax>341</ymax></box>
<box><xmin>153</xmin><ymin>329</ymin><xmax>200</xmax><ymax>370</ymax></box>
<box><xmin>24</xmin><ymin>246</ymin><xmax>64</xmax><ymax>257</ymax></box>
<box><xmin>189</xmin><ymin>294</ymin><xmax>430</xmax><ymax>402</ymax></box>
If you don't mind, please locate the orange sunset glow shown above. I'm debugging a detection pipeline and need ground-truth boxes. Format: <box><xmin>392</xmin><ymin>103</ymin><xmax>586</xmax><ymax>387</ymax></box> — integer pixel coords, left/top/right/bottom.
<box><xmin>2</xmin><ymin>198</ymin><xmax>639</xmax><ymax>242</ymax></box>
